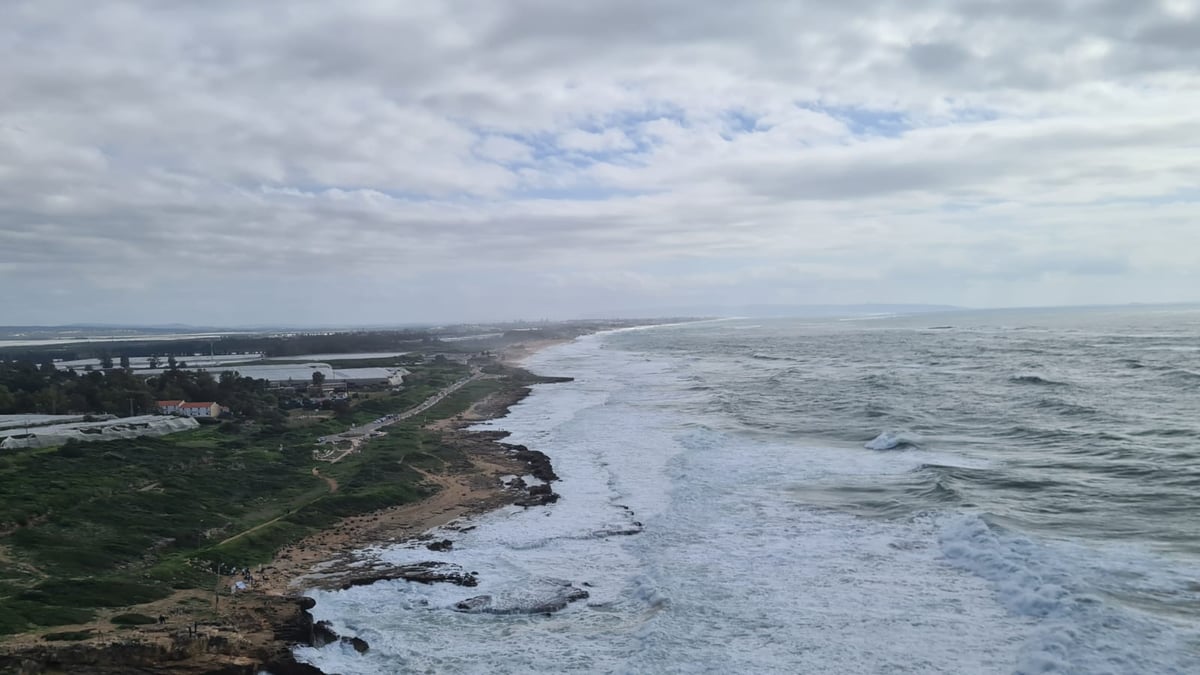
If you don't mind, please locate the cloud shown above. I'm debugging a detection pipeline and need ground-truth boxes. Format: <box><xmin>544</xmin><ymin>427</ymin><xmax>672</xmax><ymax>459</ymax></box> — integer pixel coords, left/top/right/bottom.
<box><xmin>0</xmin><ymin>0</ymin><xmax>1198</xmax><ymax>324</ymax></box>
<box><xmin>907</xmin><ymin>42</ymin><xmax>972</xmax><ymax>73</ymax></box>
<box><xmin>558</xmin><ymin>129</ymin><xmax>636</xmax><ymax>154</ymax></box>
<box><xmin>475</xmin><ymin>136</ymin><xmax>534</xmax><ymax>164</ymax></box>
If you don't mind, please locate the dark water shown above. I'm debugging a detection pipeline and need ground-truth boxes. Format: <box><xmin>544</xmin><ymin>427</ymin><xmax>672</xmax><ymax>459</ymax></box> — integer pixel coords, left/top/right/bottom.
<box><xmin>618</xmin><ymin>307</ymin><xmax>1200</xmax><ymax>552</ymax></box>
<box><xmin>606</xmin><ymin>305</ymin><xmax>1200</xmax><ymax>671</ymax></box>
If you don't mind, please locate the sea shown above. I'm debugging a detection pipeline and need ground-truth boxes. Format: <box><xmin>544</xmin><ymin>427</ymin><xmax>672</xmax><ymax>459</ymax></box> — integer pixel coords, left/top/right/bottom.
<box><xmin>294</xmin><ymin>305</ymin><xmax>1200</xmax><ymax>674</ymax></box>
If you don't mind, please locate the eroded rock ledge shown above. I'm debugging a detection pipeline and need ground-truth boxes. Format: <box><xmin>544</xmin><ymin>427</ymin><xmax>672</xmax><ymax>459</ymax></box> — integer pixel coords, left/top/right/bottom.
<box><xmin>0</xmin><ymin>595</ymin><xmax>327</xmax><ymax>675</ymax></box>
<box><xmin>313</xmin><ymin>560</ymin><xmax>480</xmax><ymax>592</ymax></box>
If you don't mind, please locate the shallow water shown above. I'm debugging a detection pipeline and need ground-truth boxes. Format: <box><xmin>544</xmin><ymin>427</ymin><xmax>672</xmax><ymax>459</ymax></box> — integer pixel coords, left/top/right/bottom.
<box><xmin>297</xmin><ymin>306</ymin><xmax>1200</xmax><ymax>674</ymax></box>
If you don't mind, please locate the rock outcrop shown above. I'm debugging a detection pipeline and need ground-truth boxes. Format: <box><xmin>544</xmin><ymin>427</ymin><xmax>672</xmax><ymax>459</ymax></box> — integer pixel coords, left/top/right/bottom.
<box><xmin>0</xmin><ymin>595</ymin><xmax>328</xmax><ymax>675</ymax></box>
<box><xmin>453</xmin><ymin>579</ymin><xmax>590</xmax><ymax>616</ymax></box>
<box><xmin>329</xmin><ymin>561</ymin><xmax>479</xmax><ymax>591</ymax></box>
<box><xmin>514</xmin><ymin>483</ymin><xmax>560</xmax><ymax>507</ymax></box>
<box><xmin>507</xmin><ymin>444</ymin><xmax>558</xmax><ymax>482</ymax></box>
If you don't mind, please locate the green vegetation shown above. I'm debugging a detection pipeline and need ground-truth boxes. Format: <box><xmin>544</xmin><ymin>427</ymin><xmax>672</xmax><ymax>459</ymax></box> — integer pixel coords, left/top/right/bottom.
<box><xmin>0</xmin><ymin>361</ymin><xmax>281</xmax><ymax>420</ymax></box>
<box><xmin>110</xmin><ymin>612</ymin><xmax>156</xmax><ymax>626</ymax></box>
<box><xmin>0</xmin><ymin>358</ymin><xmax>506</xmax><ymax>636</ymax></box>
<box><xmin>0</xmin><ymin>601</ymin><xmax>94</xmax><ymax>635</ymax></box>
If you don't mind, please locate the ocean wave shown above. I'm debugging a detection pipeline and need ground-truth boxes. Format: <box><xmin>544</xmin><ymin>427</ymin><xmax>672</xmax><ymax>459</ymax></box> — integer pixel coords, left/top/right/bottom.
<box><xmin>999</xmin><ymin>425</ymin><xmax>1087</xmax><ymax>444</ymax></box>
<box><xmin>750</xmin><ymin>352</ymin><xmax>794</xmax><ymax>361</ymax></box>
<box><xmin>1009</xmin><ymin>374</ymin><xmax>1069</xmax><ymax>386</ymax></box>
<box><xmin>864</xmin><ymin>430</ymin><xmax>922</xmax><ymax>450</ymax></box>
<box><xmin>939</xmin><ymin>513</ymin><xmax>1200</xmax><ymax>674</ymax></box>
<box><xmin>1129</xmin><ymin>427</ymin><xmax>1199</xmax><ymax>439</ymax></box>
<box><xmin>1032</xmin><ymin>398</ymin><xmax>1098</xmax><ymax>417</ymax></box>
<box><xmin>908</xmin><ymin>476</ymin><xmax>963</xmax><ymax>505</ymax></box>
<box><xmin>1162</xmin><ymin>368</ymin><xmax>1200</xmax><ymax>384</ymax></box>
<box><xmin>909</xmin><ymin>464</ymin><xmax>983</xmax><ymax>502</ymax></box>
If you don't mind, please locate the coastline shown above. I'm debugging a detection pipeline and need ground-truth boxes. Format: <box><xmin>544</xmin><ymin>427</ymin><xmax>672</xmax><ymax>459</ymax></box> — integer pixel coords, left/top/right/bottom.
<box><xmin>0</xmin><ymin>338</ymin><xmax>574</xmax><ymax>675</ymax></box>
<box><xmin>256</xmin><ymin>387</ymin><xmax>542</xmax><ymax>596</ymax></box>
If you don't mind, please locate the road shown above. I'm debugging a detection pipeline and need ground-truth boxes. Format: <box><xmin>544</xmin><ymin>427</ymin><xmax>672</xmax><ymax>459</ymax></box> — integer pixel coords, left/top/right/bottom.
<box><xmin>313</xmin><ymin>369</ymin><xmax>481</xmax><ymax>463</ymax></box>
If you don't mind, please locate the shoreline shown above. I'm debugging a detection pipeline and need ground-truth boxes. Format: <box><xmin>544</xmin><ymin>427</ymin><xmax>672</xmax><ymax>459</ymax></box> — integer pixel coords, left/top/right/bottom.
<box><xmin>0</xmin><ymin>338</ymin><xmax>574</xmax><ymax>674</ymax></box>
<box><xmin>257</xmin><ymin>380</ymin><xmax>555</xmax><ymax>597</ymax></box>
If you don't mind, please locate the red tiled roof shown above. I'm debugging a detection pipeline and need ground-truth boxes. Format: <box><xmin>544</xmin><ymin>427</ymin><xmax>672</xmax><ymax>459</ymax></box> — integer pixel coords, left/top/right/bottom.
<box><xmin>179</xmin><ymin>402</ymin><xmax>217</xmax><ymax>409</ymax></box>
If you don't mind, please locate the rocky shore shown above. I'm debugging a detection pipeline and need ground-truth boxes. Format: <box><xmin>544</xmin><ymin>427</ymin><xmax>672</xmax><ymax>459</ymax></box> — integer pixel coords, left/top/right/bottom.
<box><xmin>0</xmin><ymin>374</ymin><xmax>569</xmax><ymax>675</ymax></box>
<box><xmin>0</xmin><ymin>593</ymin><xmax>325</xmax><ymax>674</ymax></box>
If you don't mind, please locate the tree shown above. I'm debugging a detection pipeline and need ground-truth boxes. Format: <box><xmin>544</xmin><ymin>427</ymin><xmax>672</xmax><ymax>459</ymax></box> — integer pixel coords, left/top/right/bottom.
<box><xmin>312</xmin><ymin>371</ymin><xmax>326</xmax><ymax>386</ymax></box>
<box><xmin>35</xmin><ymin>386</ymin><xmax>66</xmax><ymax>414</ymax></box>
<box><xmin>167</xmin><ymin>355</ymin><xmax>177</xmax><ymax>370</ymax></box>
<box><xmin>331</xmin><ymin>399</ymin><xmax>352</xmax><ymax>421</ymax></box>
<box><xmin>0</xmin><ymin>384</ymin><xmax>14</xmax><ymax>413</ymax></box>
<box><xmin>147</xmin><ymin>356</ymin><xmax>161</xmax><ymax>369</ymax></box>
<box><xmin>100</xmin><ymin>354</ymin><xmax>113</xmax><ymax>369</ymax></box>
<box><xmin>119</xmin><ymin>355</ymin><xmax>131</xmax><ymax>370</ymax></box>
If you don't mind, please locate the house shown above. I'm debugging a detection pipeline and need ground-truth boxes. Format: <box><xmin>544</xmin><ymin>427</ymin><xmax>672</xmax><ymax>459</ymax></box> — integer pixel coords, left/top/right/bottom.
<box><xmin>157</xmin><ymin>400</ymin><xmax>185</xmax><ymax>414</ymax></box>
<box><xmin>178</xmin><ymin>402</ymin><xmax>221</xmax><ymax>418</ymax></box>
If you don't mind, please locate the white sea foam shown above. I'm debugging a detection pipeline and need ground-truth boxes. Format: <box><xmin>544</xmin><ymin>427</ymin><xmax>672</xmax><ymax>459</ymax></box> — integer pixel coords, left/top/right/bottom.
<box><xmin>864</xmin><ymin>429</ymin><xmax>923</xmax><ymax>450</ymax></box>
<box><xmin>295</xmin><ymin>330</ymin><xmax>1197</xmax><ymax>674</ymax></box>
<box><xmin>939</xmin><ymin>514</ymin><xmax>1200</xmax><ymax>674</ymax></box>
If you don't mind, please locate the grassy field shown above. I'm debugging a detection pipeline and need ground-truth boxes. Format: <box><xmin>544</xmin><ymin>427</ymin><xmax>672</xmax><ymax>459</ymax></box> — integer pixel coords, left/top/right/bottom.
<box><xmin>0</xmin><ymin>359</ymin><xmax>510</xmax><ymax>636</ymax></box>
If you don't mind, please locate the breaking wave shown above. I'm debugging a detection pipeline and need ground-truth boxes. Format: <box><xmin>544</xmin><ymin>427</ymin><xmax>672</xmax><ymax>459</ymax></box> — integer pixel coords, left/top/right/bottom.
<box><xmin>940</xmin><ymin>514</ymin><xmax>1200</xmax><ymax>674</ymax></box>
<box><xmin>864</xmin><ymin>429</ymin><xmax>922</xmax><ymax>450</ymax></box>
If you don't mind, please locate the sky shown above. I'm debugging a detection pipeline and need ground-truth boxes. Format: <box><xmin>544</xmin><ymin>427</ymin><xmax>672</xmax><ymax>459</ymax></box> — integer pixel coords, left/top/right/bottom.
<box><xmin>1</xmin><ymin>0</ymin><xmax>1198</xmax><ymax>325</ymax></box>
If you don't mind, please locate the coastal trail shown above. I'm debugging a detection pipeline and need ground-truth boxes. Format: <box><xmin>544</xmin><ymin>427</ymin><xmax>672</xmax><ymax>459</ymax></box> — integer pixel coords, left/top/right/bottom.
<box><xmin>313</xmin><ymin>468</ymin><xmax>338</xmax><ymax>493</ymax></box>
<box><xmin>217</xmin><ymin>470</ymin><xmax>338</xmax><ymax>547</ymax></box>
<box><xmin>314</xmin><ymin>368</ymin><xmax>483</xmax><ymax>463</ymax></box>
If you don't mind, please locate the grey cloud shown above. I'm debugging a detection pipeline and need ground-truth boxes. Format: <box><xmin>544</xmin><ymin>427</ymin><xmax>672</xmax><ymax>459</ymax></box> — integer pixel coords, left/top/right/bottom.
<box><xmin>907</xmin><ymin>42</ymin><xmax>972</xmax><ymax>73</ymax></box>
<box><xmin>0</xmin><ymin>0</ymin><xmax>1197</xmax><ymax>323</ymax></box>
<box><xmin>708</xmin><ymin>114</ymin><xmax>1200</xmax><ymax>203</ymax></box>
<box><xmin>1134</xmin><ymin>18</ymin><xmax>1200</xmax><ymax>51</ymax></box>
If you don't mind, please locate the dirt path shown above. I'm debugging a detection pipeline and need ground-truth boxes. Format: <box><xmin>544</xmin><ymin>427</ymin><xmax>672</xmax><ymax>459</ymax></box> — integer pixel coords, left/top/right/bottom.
<box><xmin>217</xmin><ymin>470</ymin><xmax>337</xmax><ymax>547</ymax></box>
<box><xmin>313</xmin><ymin>468</ymin><xmax>338</xmax><ymax>493</ymax></box>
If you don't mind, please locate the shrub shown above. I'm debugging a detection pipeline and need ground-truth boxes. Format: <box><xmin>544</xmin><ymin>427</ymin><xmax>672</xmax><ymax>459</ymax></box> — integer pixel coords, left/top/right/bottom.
<box><xmin>0</xmin><ymin>600</ymin><xmax>95</xmax><ymax>633</ymax></box>
<box><xmin>21</xmin><ymin>579</ymin><xmax>168</xmax><ymax>608</ymax></box>
<box><xmin>111</xmin><ymin>612</ymin><xmax>157</xmax><ymax>626</ymax></box>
